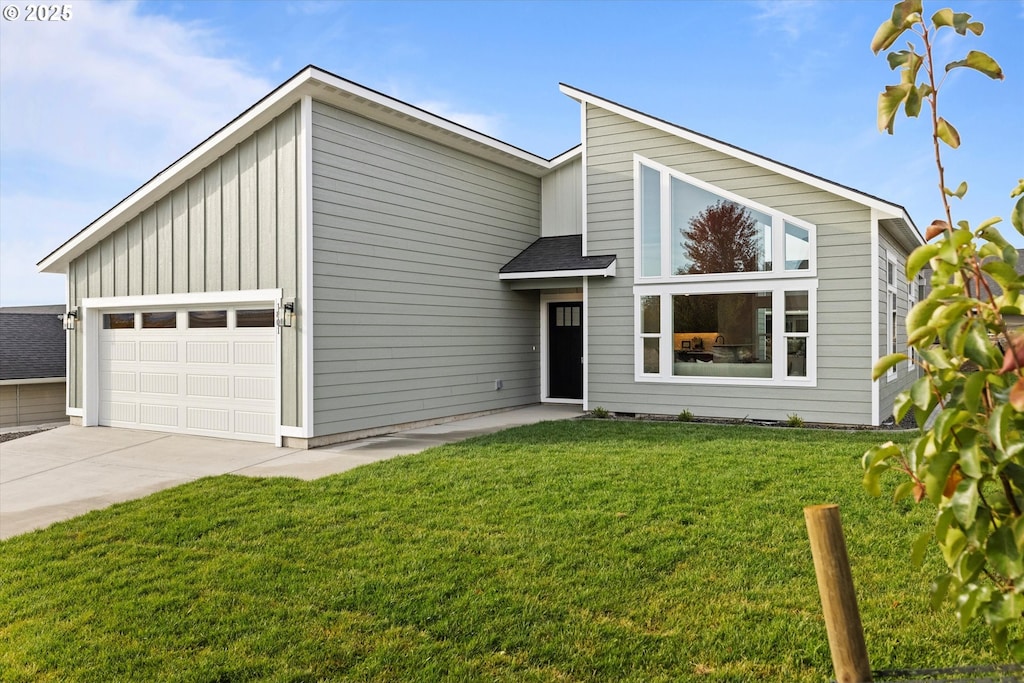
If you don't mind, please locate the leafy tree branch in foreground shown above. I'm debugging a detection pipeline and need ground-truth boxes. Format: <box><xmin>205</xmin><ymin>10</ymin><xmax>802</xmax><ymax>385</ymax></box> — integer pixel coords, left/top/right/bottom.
<box><xmin>862</xmin><ymin>0</ymin><xmax>1024</xmax><ymax>658</ymax></box>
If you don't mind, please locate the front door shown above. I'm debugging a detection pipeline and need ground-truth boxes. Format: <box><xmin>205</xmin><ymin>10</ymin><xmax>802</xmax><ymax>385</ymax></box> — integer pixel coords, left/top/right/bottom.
<box><xmin>548</xmin><ymin>302</ymin><xmax>583</xmax><ymax>400</ymax></box>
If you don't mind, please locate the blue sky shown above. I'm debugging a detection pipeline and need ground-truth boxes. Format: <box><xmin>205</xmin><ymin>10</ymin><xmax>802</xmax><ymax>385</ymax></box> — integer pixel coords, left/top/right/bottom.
<box><xmin>1</xmin><ymin>0</ymin><xmax>1020</xmax><ymax>306</ymax></box>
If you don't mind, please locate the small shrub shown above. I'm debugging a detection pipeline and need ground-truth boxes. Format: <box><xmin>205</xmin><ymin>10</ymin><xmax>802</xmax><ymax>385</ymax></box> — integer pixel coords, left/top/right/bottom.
<box><xmin>678</xmin><ymin>409</ymin><xmax>694</xmax><ymax>422</ymax></box>
<box><xmin>786</xmin><ymin>413</ymin><xmax>805</xmax><ymax>428</ymax></box>
<box><xmin>590</xmin><ymin>407</ymin><xmax>609</xmax><ymax>419</ymax></box>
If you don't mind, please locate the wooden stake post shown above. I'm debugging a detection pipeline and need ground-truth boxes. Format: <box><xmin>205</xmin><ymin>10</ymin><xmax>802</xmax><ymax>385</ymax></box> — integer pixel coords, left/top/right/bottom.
<box><xmin>804</xmin><ymin>504</ymin><xmax>872</xmax><ymax>683</ymax></box>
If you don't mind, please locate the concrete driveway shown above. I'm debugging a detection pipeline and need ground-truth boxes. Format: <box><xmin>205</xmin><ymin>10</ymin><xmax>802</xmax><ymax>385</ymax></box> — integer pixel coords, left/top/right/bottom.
<box><xmin>0</xmin><ymin>404</ymin><xmax>581</xmax><ymax>540</ymax></box>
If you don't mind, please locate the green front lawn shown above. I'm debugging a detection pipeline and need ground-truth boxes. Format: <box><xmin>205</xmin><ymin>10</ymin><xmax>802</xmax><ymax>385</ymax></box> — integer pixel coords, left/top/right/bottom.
<box><xmin>0</xmin><ymin>421</ymin><xmax>1000</xmax><ymax>681</ymax></box>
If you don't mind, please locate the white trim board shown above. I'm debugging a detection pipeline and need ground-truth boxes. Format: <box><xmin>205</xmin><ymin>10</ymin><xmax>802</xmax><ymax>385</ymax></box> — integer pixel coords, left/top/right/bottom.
<box><xmin>298</xmin><ymin>94</ymin><xmax>315</xmax><ymax>439</ymax></box>
<box><xmin>500</xmin><ymin>264</ymin><xmax>615</xmax><ymax>280</ymax></box>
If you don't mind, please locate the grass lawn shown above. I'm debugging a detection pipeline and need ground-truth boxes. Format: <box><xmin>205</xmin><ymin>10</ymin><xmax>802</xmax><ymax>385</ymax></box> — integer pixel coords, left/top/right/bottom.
<box><xmin>0</xmin><ymin>420</ymin><xmax>1002</xmax><ymax>681</ymax></box>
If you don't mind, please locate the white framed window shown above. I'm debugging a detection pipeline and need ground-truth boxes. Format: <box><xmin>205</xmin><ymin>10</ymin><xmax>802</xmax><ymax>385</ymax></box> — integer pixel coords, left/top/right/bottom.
<box><xmin>633</xmin><ymin>155</ymin><xmax>816</xmax><ymax>283</ymax></box>
<box><xmin>886</xmin><ymin>250</ymin><xmax>899</xmax><ymax>380</ymax></box>
<box><xmin>633</xmin><ymin>156</ymin><xmax>817</xmax><ymax>386</ymax></box>
<box><xmin>634</xmin><ymin>280</ymin><xmax>817</xmax><ymax>386</ymax></box>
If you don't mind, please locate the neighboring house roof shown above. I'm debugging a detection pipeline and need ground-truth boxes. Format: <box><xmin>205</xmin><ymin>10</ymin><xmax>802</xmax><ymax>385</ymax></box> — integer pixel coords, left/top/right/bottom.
<box><xmin>0</xmin><ymin>307</ymin><xmax>66</xmax><ymax>381</ymax></box>
<box><xmin>499</xmin><ymin>236</ymin><xmax>617</xmax><ymax>279</ymax></box>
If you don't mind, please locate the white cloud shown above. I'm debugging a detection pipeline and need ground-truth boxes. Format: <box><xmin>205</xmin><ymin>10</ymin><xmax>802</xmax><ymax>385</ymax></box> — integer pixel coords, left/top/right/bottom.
<box><xmin>752</xmin><ymin>0</ymin><xmax>821</xmax><ymax>40</ymax></box>
<box><xmin>0</xmin><ymin>1</ymin><xmax>272</xmax><ymax>305</ymax></box>
<box><xmin>0</xmin><ymin>0</ymin><xmax>272</xmax><ymax>180</ymax></box>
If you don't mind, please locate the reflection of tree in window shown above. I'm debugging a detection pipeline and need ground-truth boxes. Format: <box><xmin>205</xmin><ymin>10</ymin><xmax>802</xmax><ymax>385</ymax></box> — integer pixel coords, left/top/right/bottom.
<box><xmin>678</xmin><ymin>200</ymin><xmax>759</xmax><ymax>275</ymax></box>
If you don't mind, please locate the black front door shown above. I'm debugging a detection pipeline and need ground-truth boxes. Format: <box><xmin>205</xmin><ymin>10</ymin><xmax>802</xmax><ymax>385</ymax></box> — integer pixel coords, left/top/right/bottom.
<box><xmin>548</xmin><ymin>302</ymin><xmax>583</xmax><ymax>400</ymax></box>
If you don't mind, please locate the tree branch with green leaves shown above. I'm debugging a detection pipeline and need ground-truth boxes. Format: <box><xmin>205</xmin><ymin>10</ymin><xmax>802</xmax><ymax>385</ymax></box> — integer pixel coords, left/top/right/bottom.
<box><xmin>863</xmin><ymin>0</ymin><xmax>1024</xmax><ymax>658</ymax></box>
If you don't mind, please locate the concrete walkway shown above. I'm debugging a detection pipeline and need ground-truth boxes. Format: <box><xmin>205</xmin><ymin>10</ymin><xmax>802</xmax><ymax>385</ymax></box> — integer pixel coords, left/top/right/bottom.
<box><xmin>0</xmin><ymin>404</ymin><xmax>581</xmax><ymax>540</ymax></box>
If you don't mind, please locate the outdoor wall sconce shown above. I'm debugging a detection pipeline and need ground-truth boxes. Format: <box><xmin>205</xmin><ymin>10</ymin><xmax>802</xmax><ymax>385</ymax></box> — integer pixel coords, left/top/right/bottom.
<box><xmin>60</xmin><ymin>308</ymin><xmax>79</xmax><ymax>331</ymax></box>
<box><xmin>277</xmin><ymin>300</ymin><xmax>295</xmax><ymax>328</ymax></box>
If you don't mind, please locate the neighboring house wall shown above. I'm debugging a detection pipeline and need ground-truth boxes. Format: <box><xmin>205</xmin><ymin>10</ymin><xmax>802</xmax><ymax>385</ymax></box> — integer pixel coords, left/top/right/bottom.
<box><xmin>583</xmin><ymin>103</ymin><xmax>877</xmax><ymax>423</ymax></box>
<box><xmin>66</xmin><ymin>104</ymin><xmax>304</xmax><ymax>427</ymax></box>
<box><xmin>0</xmin><ymin>382</ymin><xmax>66</xmax><ymax>427</ymax></box>
<box><xmin>310</xmin><ymin>100</ymin><xmax>542</xmax><ymax>438</ymax></box>
<box><xmin>541</xmin><ymin>156</ymin><xmax>583</xmax><ymax>237</ymax></box>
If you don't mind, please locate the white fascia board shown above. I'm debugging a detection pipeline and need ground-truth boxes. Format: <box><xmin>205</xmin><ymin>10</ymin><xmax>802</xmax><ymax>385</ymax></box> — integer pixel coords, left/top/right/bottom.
<box><xmin>547</xmin><ymin>145</ymin><xmax>583</xmax><ymax>170</ymax></box>
<box><xmin>38</xmin><ymin>69</ymin><xmax>318</xmax><ymax>274</ymax></box>
<box><xmin>0</xmin><ymin>377</ymin><xmax>66</xmax><ymax>386</ymax></box>
<box><xmin>559</xmin><ymin>84</ymin><xmax>916</xmax><ymax>223</ymax></box>
<box><xmin>499</xmin><ymin>263</ymin><xmax>615</xmax><ymax>280</ymax></box>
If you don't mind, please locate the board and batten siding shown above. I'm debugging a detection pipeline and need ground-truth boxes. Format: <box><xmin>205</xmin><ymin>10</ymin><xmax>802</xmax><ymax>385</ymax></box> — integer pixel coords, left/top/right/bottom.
<box><xmin>541</xmin><ymin>156</ymin><xmax>583</xmax><ymax>237</ymax></box>
<box><xmin>310</xmin><ymin>100</ymin><xmax>541</xmax><ymax>437</ymax></box>
<box><xmin>584</xmin><ymin>104</ymin><xmax>876</xmax><ymax>423</ymax></box>
<box><xmin>66</xmin><ymin>104</ymin><xmax>303</xmax><ymax>427</ymax></box>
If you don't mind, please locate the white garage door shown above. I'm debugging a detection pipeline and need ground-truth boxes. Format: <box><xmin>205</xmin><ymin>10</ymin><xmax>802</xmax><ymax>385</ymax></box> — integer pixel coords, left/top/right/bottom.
<box><xmin>99</xmin><ymin>307</ymin><xmax>278</xmax><ymax>443</ymax></box>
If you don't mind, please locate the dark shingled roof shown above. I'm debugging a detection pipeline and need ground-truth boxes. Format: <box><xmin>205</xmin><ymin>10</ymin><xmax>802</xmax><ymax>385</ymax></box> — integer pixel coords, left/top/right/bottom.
<box><xmin>0</xmin><ymin>307</ymin><xmax>66</xmax><ymax>381</ymax></box>
<box><xmin>500</xmin><ymin>235</ymin><xmax>615</xmax><ymax>274</ymax></box>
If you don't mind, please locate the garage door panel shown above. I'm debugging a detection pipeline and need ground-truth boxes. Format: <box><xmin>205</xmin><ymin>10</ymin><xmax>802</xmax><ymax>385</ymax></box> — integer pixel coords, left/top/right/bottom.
<box><xmin>235</xmin><ymin>376</ymin><xmax>274</xmax><ymax>401</ymax></box>
<box><xmin>99</xmin><ymin>310</ymin><xmax>277</xmax><ymax>443</ymax></box>
<box><xmin>103</xmin><ymin>401</ymin><xmax>137</xmax><ymax>423</ymax></box>
<box><xmin>235</xmin><ymin>411</ymin><xmax>274</xmax><ymax>437</ymax></box>
<box><xmin>139</xmin><ymin>372</ymin><xmax>178</xmax><ymax>395</ymax></box>
<box><xmin>235</xmin><ymin>341</ymin><xmax>274</xmax><ymax>365</ymax></box>
<box><xmin>187</xmin><ymin>406</ymin><xmax>231</xmax><ymax>432</ymax></box>
<box><xmin>187</xmin><ymin>374</ymin><xmax>230</xmax><ymax>399</ymax></box>
<box><xmin>139</xmin><ymin>403</ymin><xmax>178</xmax><ymax>427</ymax></box>
<box><xmin>187</xmin><ymin>341</ymin><xmax>229</xmax><ymax>364</ymax></box>
<box><xmin>140</xmin><ymin>341</ymin><xmax>177</xmax><ymax>362</ymax></box>
<box><xmin>104</xmin><ymin>341</ymin><xmax>136</xmax><ymax>361</ymax></box>
<box><xmin>108</xmin><ymin>371</ymin><xmax>137</xmax><ymax>392</ymax></box>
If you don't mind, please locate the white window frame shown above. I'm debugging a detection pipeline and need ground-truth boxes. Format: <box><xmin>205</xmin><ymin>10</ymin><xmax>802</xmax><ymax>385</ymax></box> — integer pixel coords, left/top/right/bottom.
<box><xmin>632</xmin><ymin>156</ymin><xmax>818</xmax><ymax>387</ymax></box>
<box><xmin>907</xmin><ymin>273</ymin><xmax>919</xmax><ymax>372</ymax></box>
<box><xmin>633</xmin><ymin>279</ymin><xmax>817</xmax><ymax>387</ymax></box>
<box><xmin>886</xmin><ymin>250</ymin><xmax>899</xmax><ymax>380</ymax></box>
<box><xmin>632</xmin><ymin>154</ymin><xmax>817</xmax><ymax>285</ymax></box>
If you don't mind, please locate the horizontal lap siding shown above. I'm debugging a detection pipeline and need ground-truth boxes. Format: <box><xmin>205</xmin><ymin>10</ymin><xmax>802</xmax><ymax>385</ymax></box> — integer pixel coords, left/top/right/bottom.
<box><xmin>0</xmin><ymin>383</ymin><xmax>67</xmax><ymax>427</ymax></box>
<box><xmin>66</xmin><ymin>105</ymin><xmax>303</xmax><ymax>426</ymax></box>
<box><xmin>311</xmin><ymin>101</ymin><xmax>540</xmax><ymax>437</ymax></box>
<box><xmin>585</xmin><ymin>105</ymin><xmax>874</xmax><ymax>423</ymax></box>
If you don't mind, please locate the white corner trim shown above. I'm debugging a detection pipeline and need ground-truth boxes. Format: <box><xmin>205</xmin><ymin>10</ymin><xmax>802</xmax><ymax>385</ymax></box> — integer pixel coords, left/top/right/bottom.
<box><xmin>561</xmin><ymin>84</ymin><xmax>911</xmax><ymax>221</ymax></box>
<box><xmin>279</xmin><ymin>426</ymin><xmax>305</xmax><ymax>438</ymax></box>
<box><xmin>580</xmin><ymin>102</ymin><xmax>588</xmax><ymax>257</ymax></box>
<box><xmin>582</xmin><ymin>279</ymin><xmax>589</xmax><ymax>409</ymax></box>
<box><xmin>870</xmin><ymin>208</ymin><xmax>881</xmax><ymax>426</ymax></box>
<box><xmin>66</xmin><ymin>407</ymin><xmax>84</xmax><ymax>417</ymax></box>
<box><xmin>298</xmin><ymin>94</ymin><xmax>315</xmax><ymax>440</ymax></box>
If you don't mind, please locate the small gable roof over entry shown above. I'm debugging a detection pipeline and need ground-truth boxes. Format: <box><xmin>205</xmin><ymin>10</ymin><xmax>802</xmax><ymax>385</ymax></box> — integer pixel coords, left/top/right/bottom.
<box><xmin>499</xmin><ymin>235</ymin><xmax>616</xmax><ymax>279</ymax></box>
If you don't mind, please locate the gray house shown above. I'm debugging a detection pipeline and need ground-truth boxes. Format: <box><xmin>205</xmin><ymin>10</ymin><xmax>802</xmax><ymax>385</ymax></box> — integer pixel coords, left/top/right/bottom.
<box><xmin>0</xmin><ymin>305</ymin><xmax>68</xmax><ymax>427</ymax></box>
<box><xmin>37</xmin><ymin>66</ymin><xmax>922</xmax><ymax>446</ymax></box>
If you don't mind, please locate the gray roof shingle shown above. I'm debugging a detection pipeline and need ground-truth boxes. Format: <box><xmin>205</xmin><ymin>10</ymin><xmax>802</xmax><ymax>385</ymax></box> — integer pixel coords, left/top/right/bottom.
<box><xmin>500</xmin><ymin>235</ymin><xmax>615</xmax><ymax>274</ymax></box>
<box><xmin>0</xmin><ymin>307</ymin><xmax>66</xmax><ymax>381</ymax></box>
